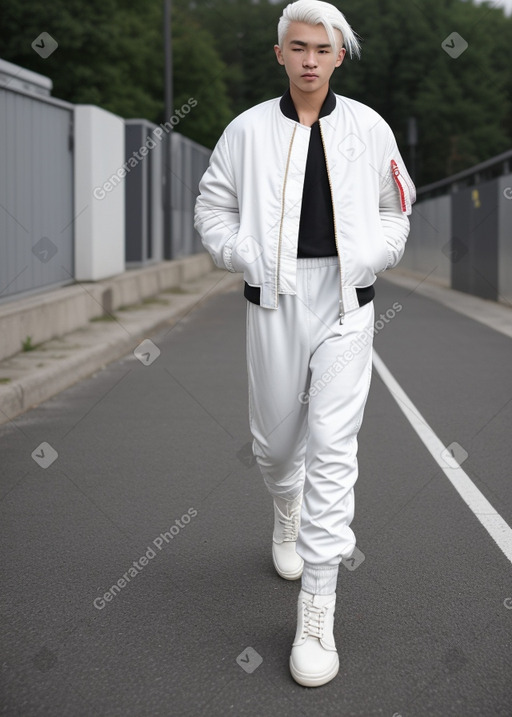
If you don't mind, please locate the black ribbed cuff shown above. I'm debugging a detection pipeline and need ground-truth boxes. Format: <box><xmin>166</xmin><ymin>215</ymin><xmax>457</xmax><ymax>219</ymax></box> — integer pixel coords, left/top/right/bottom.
<box><xmin>244</xmin><ymin>282</ymin><xmax>375</xmax><ymax>307</ymax></box>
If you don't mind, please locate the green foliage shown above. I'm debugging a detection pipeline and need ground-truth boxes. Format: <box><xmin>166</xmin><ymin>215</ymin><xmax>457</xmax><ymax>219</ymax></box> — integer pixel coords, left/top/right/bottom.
<box><xmin>170</xmin><ymin>9</ymin><xmax>233</xmax><ymax>147</ymax></box>
<box><xmin>89</xmin><ymin>314</ymin><xmax>118</xmax><ymax>322</ymax></box>
<box><xmin>0</xmin><ymin>0</ymin><xmax>510</xmax><ymax>183</ymax></box>
<box><xmin>336</xmin><ymin>0</ymin><xmax>511</xmax><ymax>181</ymax></box>
<box><xmin>175</xmin><ymin>0</ymin><xmax>286</xmax><ymax>116</ymax></box>
<box><xmin>0</xmin><ymin>0</ymin><xmax>232</xmax><ymax>147</ymax></box>
<box><xmin>22</xmin><ymin>336</ymin><xmax>35</xmax><ymax>352</ymax></box>
<box><xmin>180</xmin><ymin>0</ymin><xmax>512</xmax><ymax>183</ymax></box>
<box><xmin>1</xmin><ymin>0</ymin><xmax>128</xmax><ymax>109</ymax></box>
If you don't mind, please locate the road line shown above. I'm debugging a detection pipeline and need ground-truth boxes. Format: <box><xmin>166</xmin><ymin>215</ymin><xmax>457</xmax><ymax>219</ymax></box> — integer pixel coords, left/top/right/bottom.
<box><xmin>372</xmin><ymin>349</ymin><xmax>512</xmax><ymax>565</ymax></box>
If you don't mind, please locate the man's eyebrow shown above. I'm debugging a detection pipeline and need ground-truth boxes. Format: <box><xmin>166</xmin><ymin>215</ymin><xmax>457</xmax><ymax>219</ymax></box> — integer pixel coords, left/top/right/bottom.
<box><xmin>289</xmin><ymin>40</ymin><xmax>332</xmax><ymax>48</ymax></box>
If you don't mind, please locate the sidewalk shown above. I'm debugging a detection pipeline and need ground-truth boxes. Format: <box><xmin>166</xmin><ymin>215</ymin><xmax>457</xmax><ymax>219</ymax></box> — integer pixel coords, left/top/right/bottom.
<box><xmin>0</xmin><ymin>264</ymin><xmax>242</xmax><ymax>426</ymax></box>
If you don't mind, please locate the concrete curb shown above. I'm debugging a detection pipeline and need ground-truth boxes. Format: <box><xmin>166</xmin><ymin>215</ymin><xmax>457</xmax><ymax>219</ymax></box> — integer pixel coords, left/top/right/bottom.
<box><xmin>0</xmin><ymin>253</ymin><xmax>214</xmax><ymax>363</ymax></box>
<box><xmin>0</xmin><ymin>269</ymin><xmax>243</xmax><ymax>426</ymax></box>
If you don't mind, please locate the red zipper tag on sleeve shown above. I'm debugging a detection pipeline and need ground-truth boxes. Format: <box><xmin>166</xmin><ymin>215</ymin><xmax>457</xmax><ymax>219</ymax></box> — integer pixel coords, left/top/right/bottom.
<box><xmin>391</xmin><ymin>159</ymin><xmax>408</xmax><ymax>213</ymax></box>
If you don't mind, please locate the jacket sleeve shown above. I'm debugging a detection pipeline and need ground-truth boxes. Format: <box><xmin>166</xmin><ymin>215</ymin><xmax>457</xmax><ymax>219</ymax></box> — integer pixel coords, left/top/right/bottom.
<box><xmin>194</xmin><ymin>131</ymin><xmax>240</xmax><ymax>273</ymax></box>
<box><xmin>378</xmin><ymin>130</ymin><xmax>416</xmax><ymax>271</ymax></box>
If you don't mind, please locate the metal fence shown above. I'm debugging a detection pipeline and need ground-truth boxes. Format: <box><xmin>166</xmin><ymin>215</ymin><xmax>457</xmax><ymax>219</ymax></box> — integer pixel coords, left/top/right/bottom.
<box><xmin>171</xmin><ymin>131</ymin><xmax>211</xmax><ymax>258</ymax></box>
<box><xmin>0</xmin><ymin>75</ymin><xmax>75</xmax><ymax>301</ymax></box>
<box><xmin>402</xmin><ymin>149</ymin><xmax>512</xmax><ymax>305</ymax></box>
<box><xmin>0</xmin><ymin>58</ymin><xmax>211</xmax><ymax>303</ymax></box>
<box><xmin>125</xmin><ymin>119</ymin><xmax>164</xmax><ymax>267</ymax></box>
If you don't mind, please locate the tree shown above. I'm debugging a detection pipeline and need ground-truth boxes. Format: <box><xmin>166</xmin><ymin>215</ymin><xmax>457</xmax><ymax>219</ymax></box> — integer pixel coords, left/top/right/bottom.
<box><xmin>170</xmin><ymin>9</ymin><xmax>233</xmax><ymax>147</ymax></box>
<box><xmin>1</xmin><ymin>0</ymin><xmax>510</xmax><ymax>178</ymax></box>
<box><xmin>413</xmin><ymin>0</ymin><xmax>510</xmax><ymax>181</ymax></box>
<box><xmin>0</xmin><ymin>0</ymin><xmax>232</xmax><ymax>148</ymax></box>
<box><xmin>0</xmin><ymin>0</ymin><xmax>129</xmax><ymax>109</ymax></box>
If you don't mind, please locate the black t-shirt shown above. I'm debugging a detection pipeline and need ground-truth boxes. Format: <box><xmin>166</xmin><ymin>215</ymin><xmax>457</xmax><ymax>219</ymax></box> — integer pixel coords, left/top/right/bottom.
<box><xmin>280</xmin><ymin>88</ymin><xmax>337</xmax><ymax>258</ymax></box>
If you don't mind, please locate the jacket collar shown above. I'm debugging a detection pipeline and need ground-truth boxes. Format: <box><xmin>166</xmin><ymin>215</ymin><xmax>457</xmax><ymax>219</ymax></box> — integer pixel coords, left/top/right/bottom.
<box><xmin>279</xmin><ymin>87</ymin><xmax>336</xmax><ymax>122</ymax></box>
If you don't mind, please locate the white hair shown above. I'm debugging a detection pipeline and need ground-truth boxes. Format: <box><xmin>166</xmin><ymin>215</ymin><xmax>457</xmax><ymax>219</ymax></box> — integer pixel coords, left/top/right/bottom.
<box><xmin>277</xmin><ymin>0</ymin><xmax>361</xmax><ymax>58</ymax></box>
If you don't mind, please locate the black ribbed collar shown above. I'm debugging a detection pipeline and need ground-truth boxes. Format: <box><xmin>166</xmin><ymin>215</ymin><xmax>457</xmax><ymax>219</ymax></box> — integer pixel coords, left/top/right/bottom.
<box><xmin>279</xmin><ymin>87</ymin><xmax>336</xmax><ymax>122</ymax></box>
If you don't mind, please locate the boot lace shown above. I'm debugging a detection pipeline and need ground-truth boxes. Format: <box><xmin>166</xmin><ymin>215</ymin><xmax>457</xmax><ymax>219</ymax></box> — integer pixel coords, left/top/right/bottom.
<box><xmin>279</xmin><ymin>508</ymin><xmax>300</xmax><ymax>542</ymax></box>
<box><xmin>301</xmin><ymin>601</ymin><xmax>327</xmax><ymax>640</ymax></box>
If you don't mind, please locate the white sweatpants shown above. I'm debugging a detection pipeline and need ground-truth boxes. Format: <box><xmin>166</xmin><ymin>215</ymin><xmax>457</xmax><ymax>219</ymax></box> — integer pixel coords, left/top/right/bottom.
<box><xmin>246</xmin><ymin>257</ymin><xmax>374</xmax><ymax>595</ymax></box>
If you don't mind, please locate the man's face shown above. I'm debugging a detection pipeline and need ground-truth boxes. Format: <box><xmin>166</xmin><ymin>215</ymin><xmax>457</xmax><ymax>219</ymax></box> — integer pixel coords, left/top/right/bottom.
<box><xmin>274</xmin><ymin>21</ymin><xmax>346</xmax><ymax>94</ymax></box>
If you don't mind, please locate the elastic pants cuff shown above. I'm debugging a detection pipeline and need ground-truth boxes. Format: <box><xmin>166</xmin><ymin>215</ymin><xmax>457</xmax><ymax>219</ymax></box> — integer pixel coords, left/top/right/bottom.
<box><xmin>301</xmin><ymin>564</ymin><xmax>339</xmax><ymax>596</ymax></box>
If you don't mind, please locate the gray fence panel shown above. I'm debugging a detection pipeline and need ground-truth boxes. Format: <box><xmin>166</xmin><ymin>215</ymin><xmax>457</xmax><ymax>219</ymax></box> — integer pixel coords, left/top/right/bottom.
<box><xmin>170</xmin><ymin>133</ymin><xmax>183</xmax><ymax>257</ymax></box>
<box><xmin>498</xmin><ymin>175</ymin><xmax>512</xmax><ymax>305</ymax></box>
<box><xmin>125</xmin><ymin>120</ymin><xmax>163</xmax><ymax>266</ymax></box>
<box><xmin>125</xmin><ymin>123</ymin><xmax>148</xmax><ymax>265</ymax></box>
<box><xmin>150</xmin><ymin>128</ymin><xmax>163</xmax><ymax>263</ymax></box>
<box><xmin>0</xmin><ymin>87</ymin><xmax>74</xmax><ymax>302</ymax></box>
<box><xmin>451</xmin><ymin>180</ymin><xmax>499</xmax><ymax>301</ymax></box>
<box><xmin>405</xmin><ymin>195</ymin><xmax>451</xmax><ymax>283</ymax></box>
<box><xmin>405</xmin><ymin>150</ymin><xmax>512</xmax><ymax>305</ymax></box>
<box><xmin>171</xmin><ymin>132</ymin><xmax>210</xmax><ymax>258</ymax></box>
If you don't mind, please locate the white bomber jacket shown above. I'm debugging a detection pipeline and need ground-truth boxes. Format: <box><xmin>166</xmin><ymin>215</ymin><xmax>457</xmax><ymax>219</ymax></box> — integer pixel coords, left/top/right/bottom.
<box><xmin>194</xmin><ymin>90</ymin><xmax>416</xmax><ymax>321</ymax></box>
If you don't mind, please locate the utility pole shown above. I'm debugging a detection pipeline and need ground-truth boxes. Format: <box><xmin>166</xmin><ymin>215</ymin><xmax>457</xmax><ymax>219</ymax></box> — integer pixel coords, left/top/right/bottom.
<box><xmin>163</xmin><ymin>0</ymin><xmax>173</xmax><ymax>259</ymax></box>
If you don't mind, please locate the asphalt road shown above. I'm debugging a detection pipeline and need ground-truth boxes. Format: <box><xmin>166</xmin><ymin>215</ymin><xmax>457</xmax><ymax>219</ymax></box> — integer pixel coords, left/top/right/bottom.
<box><xmin>1</xmin><ymin>276</ymin><xmax>511</xmax><ymax>716</ymax></box>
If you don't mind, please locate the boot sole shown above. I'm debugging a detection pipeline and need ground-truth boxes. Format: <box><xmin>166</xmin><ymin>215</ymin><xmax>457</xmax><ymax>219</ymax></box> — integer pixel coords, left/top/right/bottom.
<box><xmin>289</xmin><ymin>653</ymin><xmax>339</xmax><ymax>687</ymax></box>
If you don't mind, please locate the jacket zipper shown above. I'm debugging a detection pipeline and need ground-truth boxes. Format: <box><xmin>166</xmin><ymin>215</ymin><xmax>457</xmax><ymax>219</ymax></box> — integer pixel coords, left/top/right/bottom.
<box><xmin>319</xmin><ymin>119</ymin><xmax>344</xmax><ymax>324</ymax></box>
<box><xmin>276</xmin><ymin>124</ymin><xmax>297</xmax><ymax>304</ymax></box>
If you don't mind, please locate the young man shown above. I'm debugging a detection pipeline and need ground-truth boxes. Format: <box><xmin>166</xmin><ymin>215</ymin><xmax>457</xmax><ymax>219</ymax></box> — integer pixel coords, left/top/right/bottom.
<box><xmin>194</xmin><ymin>0</ymin><xmax>415</xmax><ymax>688</ymax></box>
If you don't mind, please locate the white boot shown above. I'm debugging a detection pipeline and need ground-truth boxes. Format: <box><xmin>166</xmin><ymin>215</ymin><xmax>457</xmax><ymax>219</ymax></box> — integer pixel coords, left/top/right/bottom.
<box><xmin>289</xmin><ymin>590</ymin><xmax>339</xmax><ymax>687</ymax></box>
<box><xmin>272</xmin><ymin>493</ymin><xmax>304</xmax><ymax>580</ymax></box>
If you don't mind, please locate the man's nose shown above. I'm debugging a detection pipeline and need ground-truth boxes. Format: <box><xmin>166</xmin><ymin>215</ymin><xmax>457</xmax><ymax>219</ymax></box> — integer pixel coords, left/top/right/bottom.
<box><xmin>303</xmin><ymin>52</ymin><xmax>317</xmax><ymax>67</ymax></box>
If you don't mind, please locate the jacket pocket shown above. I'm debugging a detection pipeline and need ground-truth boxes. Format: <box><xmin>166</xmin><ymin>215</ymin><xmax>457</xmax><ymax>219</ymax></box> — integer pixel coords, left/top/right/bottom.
<box><xmin>371</xmin><ymin>228</ymin><xmax>390</xmax><ymax>274</ymax></box>
<box><xmin>373</xmin><ymin>248</ymin><xmax>389</xmax><ymax>274</ymax></box>
<box><xmin>230</xmin><ymin>234</ymin><xmax>264</xmax><ymax>273</ymax></box>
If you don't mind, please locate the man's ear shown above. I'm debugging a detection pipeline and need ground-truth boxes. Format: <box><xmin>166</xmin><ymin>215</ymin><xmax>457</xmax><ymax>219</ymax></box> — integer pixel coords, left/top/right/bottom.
<box><xmin>274</xmin><ymin>44</ymin><xmax>285</xmax><ymax>66</ymax></box>
<box><xmin>335</xmin><ymin>47</ymin><xmax>346</xmax><ymax>68</ymax></box>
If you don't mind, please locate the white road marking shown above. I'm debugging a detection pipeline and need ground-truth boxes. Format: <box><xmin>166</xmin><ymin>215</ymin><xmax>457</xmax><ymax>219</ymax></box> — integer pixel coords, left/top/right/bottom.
<box><xmin>372</xmin><ymin>349</ymin><xmax>512</xmax><ymax>564</ymax></box>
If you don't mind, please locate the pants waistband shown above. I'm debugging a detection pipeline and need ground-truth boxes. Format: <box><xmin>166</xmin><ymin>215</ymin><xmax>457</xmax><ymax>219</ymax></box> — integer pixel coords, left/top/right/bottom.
<box><xmin>244</xmin><ymin>279</ymin><xmax>375</xmax><ymax>308</ymax></box>
<box><xmin>296</xmin><ymin>257</ymin><xmax>339</xmax><ymax>269</ymax></box>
